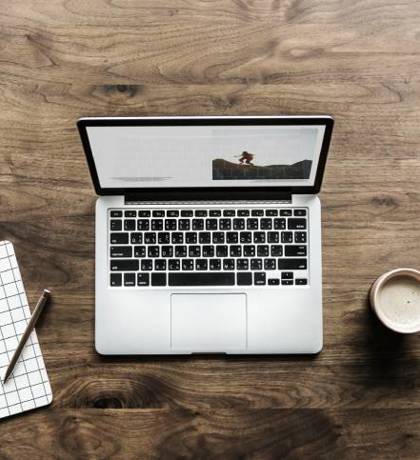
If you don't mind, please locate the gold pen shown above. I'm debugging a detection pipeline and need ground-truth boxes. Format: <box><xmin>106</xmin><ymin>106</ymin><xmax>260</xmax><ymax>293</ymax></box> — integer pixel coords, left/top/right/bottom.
<box><xmin>3</xmin><ymin>289</ymin><xmax>51</xmax><ymax>383</ymax></box>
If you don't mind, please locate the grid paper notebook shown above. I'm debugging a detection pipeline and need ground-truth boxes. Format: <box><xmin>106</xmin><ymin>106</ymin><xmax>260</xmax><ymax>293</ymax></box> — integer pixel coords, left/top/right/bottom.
<box><xmin>0</xmin><ymin>241</ymin><xmax>52</xmax><ymax>419</ymax></box>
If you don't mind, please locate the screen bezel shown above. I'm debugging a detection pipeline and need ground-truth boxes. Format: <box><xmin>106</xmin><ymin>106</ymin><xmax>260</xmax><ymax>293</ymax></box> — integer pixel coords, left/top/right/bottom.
<box><xmin>77</xmin><ymin>116</ymin><xmax>334</xmax><ymax>198</ymax></box>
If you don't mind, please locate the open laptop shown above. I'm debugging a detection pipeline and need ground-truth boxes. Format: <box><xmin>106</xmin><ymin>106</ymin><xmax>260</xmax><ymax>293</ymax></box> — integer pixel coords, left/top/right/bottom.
<box><xmin>77</xmin><ymin>116</ymin><xmax>333</xmax><ymax>355</ymax></box>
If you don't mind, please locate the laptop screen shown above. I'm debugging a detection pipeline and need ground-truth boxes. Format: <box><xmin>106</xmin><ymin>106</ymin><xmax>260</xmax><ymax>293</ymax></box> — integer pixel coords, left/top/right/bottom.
<box><xmin>84</xmin><ymin>121</ymin><xmax>328</xmax><ymax>189</ymax></box>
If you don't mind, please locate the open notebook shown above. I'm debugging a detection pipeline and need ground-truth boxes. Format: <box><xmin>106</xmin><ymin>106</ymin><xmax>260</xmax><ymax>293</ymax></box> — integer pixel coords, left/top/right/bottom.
<box><xmin>0</xmin><ymin>241</ymin><xmax>52</xmax><ymax>418</ymax></box>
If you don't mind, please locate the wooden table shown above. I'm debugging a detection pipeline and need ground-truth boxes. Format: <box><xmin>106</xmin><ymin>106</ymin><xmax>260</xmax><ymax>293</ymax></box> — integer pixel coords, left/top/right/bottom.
<box><xmin>1</xmin><ymin>0</ymin><xmax>420</xmax><ymax>458</ymax></box>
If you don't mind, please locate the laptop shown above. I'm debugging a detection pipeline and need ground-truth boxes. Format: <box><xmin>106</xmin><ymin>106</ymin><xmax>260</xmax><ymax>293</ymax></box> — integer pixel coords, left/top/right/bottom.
<box><xmin>77</xmin><ymin>116</ymin><xmax>334</xmax><ymax>355</ymax></box>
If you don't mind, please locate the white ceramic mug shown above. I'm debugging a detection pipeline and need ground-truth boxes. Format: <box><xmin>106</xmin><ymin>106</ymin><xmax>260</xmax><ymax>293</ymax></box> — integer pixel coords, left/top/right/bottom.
<box><xmin>370</xmin><ymin>268</ymin><xmax>420</xmax><ymax>334</ymax></box>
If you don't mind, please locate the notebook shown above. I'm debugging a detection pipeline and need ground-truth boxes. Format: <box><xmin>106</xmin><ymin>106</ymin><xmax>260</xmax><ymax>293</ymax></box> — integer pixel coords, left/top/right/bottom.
<box><xmin>0</xmin><ymin>241</ymin><xmax>52</xmax><ymax>418</ymax></box>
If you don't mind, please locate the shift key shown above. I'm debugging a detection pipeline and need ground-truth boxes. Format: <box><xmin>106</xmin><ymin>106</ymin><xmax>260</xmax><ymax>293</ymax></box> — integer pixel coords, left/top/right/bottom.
<box><xmin>110</xmin><ymin>259</ymin><xmax>139</xmax><ymax>271</ymax></box>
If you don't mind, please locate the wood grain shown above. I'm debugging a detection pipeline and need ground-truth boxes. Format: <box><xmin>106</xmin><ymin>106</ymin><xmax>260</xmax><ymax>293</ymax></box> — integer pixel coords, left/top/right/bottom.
<box><xmin>1</xmin><ymin>0</ymin><xmax>420</xmax><ymax>458</ymax></box>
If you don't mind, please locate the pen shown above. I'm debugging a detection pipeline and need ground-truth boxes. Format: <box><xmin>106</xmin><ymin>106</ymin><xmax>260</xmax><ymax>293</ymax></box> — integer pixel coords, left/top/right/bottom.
<box><xmin>3</xmin><ymin>289</ymin><xmax>51</xmax><ymax>383</ymax></box>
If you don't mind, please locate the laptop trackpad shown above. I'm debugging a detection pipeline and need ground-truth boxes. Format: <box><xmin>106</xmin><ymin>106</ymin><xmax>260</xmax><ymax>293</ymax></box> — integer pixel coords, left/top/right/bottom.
<box><xmin>171</xmin><ymin>294</ymin><xmax>247</xmax><ymax>352</ymax></box>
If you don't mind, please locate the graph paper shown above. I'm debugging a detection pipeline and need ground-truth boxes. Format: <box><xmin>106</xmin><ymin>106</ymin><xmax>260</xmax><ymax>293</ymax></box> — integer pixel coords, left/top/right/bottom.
<box><xmin>0</xmin><ymin>241</ymin><xmax>52</xmax><ymax>418</ymax></box>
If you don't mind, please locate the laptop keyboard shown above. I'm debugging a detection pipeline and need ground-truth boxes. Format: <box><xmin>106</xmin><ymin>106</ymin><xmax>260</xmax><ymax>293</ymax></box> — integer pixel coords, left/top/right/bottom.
<box><xmin>109</xmin><ymin>208</ymin><xmax>308</xmax><ymax>287</ymax></box>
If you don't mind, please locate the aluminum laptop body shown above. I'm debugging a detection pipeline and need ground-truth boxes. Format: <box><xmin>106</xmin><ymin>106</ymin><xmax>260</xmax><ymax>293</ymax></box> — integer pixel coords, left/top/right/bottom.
<box><xmin>77</xmin><ymin>116</ymin><xmax>334</xmax><ymax>355</ymax></box>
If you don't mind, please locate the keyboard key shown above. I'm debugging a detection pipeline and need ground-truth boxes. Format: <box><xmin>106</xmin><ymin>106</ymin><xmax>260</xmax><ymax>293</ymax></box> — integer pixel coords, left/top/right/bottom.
<box><xmin>141</xmin><ymin>259</ymin><xmax>153</xmax><ymax>271</ymax></box>
<box><xmin>294</xmin><ymin>209</ymin><xmax>307</xmax><ymax>216</ymax></box>
<box><xmin>265</xmin><ymin>209</ymin><xmax>278</xmax><ymax>216</ymax></box>
<box><xmin>209</xmin><ymin>210</ymin><xmax>221</xmax><ymax>217</ymax></box>
<box><xmin>169</xmin><ymin>273</ymin><xmax>234</xmax><ymax>286</ymax></box>
<box><xmin>175</xmin><ymin>246</ymin><xmax>187</xmax><ymax>257</ymax></box>
<box><xmin>168</xmin><ymin>260</ymin><xmax>180</xmax><ymax>271</ymax></box>
<box><xmin>274</xmin><ymin>218</ymin><xmax>286</xmax><ymax>230</ymax></box>
<box><xmin>189</xmin><ymin>246</ymin><xmax>201</xmax><ymax>257</ymax></box>
<box><xmin>233</xmin><ymin>218</ymin><xmax>245</xmax><ymax>230</ymax></box>
<box><xmin>155</xmin><ymin>259</ymin><xmax>166</xmax><ymax>271</ymax></box>
<box><xmin>195</xmin><ymin>210</ymin><xmax>207</xmax><ymax>217</ymax></box>
<box><xmin>254</xmin><ymin>232</ymin><xmax>265</xmax><ymax>243</ymax></box>
<box><xmin>209</xmin><ymin>259</ymin><xmax>221</xmax><ymax>270</ymax></box>
<box><xmin>130</xmin><ymin>233</ymin><xmax>142</xmax><ymax>244</ymax></box>
<box><xmin>288</xmin><ymin>218</ymin><xmax>307</xmax><ymax>230</ymax></box>
<box><xmin>237</xmin><ymin>272</ymin><xmax>252</xmax><ymax>285</ymax></box>
<box><xmin>137</xmin><ymin>273</ymin><xmax>149</xmax><ymax>286</ymax></box>
<box><xmin>267</xmin><ymin>232</ymin><xmax>279</xmax><ymax>243</ymax></box>
<box><xmin>152</xmin><ymin>210</ymin><xmax>165</xmax><ymax>217</ymax></box>
<box><xmin>223</xmin><ymin>259</ymin><xmax>235</xmax><ymax>270</ymax></box>
<box><xmin>206</xmin><ymin>219</ymin><xmax>218</xmax><ymax>230</ymax></box>
<box><xmin>230</xmin><ymin>245</ymin><xmax>242</xmax><ymax>257</ymax></box>
<box><xmin>216</xmin><ymin>245</ymin><xmax>228</xmax><ymax>257</ymax></box>
<box><xmin>172</xmin><ymin>233</ymin><xmax>183</xmax><ymax>244</ymax></box>
<box><xmin>138</xmin><ymin>210</ymin><xmax>151</xmax><ymax>217</ymax></box>
<box><xmin>167</xmin><ymin>210</ymin><xmax>179</xmax><ymax>217</ymax></box>
<box><xmin>110</xmin><ymin>259</ymin><xmax>139</xmax><ymax>271</ymax></box>
<box><xmin>247</xmin><ymin>218</ymin><xmax>258</xmax><ymax>230</ymax></box>
<box><xmin>124</xmin><ymin>273</ymin><xmax>136</xmax><ymax>286</ymax></box>
<box><xmin>202</xmin><ymin>246</ymin><xmax>214</xmax><ymax>257</ymax></box>
<box><xmin>151</xmin><ymin>219</ymin><xmax>163</xmax><ymax>231</ymax></box>
<box><xmin>148</xmin><ymin>246</ymin><xmax>159</xmax><ymax>257</ymax></box>
<box><xmin>251</xmin><ymin>259</ymin><xmax>262</xmax><ymax>270</ymax></box>
<box><xmin>165</xmin><ymin>219</ymin><xmax>177</xmax><ymax>231</ymax></box>
<box><xmin>186</xmin><ymin>232</ymin><xmax>197</xmax><ymax>244</ymax></box>
<box><xmin>285</xmin><ymin>245</ymin><xmax>307</xmax><ymax>257</ymax></box>
<box><xmin>196</xmin><ymin>259</ymin><xmax>208</xmax><ymax>271</ymax></box>
<box><xmin>179</xmin><ymin>219</ymin><xmax>190</xmax><ymax>230</ymax></box>
<box><xmin>295</xmin><ymin>232</ymin><xmax>307</xmax><ymax>243</ymax></box>
<box><xmin>257</xmin><ymin>245</ymin><xmax>269</xmax><ymax>257</ymax></box>
<box><xmin>280</xmin><ymin>210</ymin><xmax>292</xmax><ymax>216</ymax></box>
<box><xmin>296</xmin><ymin>278</ymin><xmax>308</xmax><ymax>285</ymax></box>
<box><xmin>240</xmin><ymin>232</ymin><xmax>252</xmax><ymax>243</ymax></box>
<box><xmin>125</xmin><ymin>210</ymin><xmax>136</xmax><ymax>218</ymax></box>
<box><xmin>110</xmin><ymin>211</ymin><xmax>122</xmax><ymax>217</ymax></box>
<box><xmin>137</xmin><ymin>219</ymin><xmax>149</xmax><ymax>231</ymax></box>
<box><xmin>110</xmin><ymin>220</ymin><xmax>122</xmax><ymax>231</ymax></box>
<box><xmin>152</xmin><ymin>273</ymin><xmax>166</xmax><ymax>286</ymax></box>
<box><xmin>192</xmin><ymin>219</ymin><xmax>204</xmax><ymax>230</ymax></box>
<box><xmin>111</xmin><ymin>246</ymin><xmax>132</xmax><ymax>258</ymax></box>
<box><xmin>268</xmin><ymin>278</ymin><xmax>280</xmax><ymax>285</ymax></box>
<box><xmin>251</xmin><ymin>209</ymin><xmax>263</xmax><ymax>216</ymax></box>
<box><xmin>254</xmin><ymin>272</ymin><xmax>266</xmax><ymax>285</ymax></box>
<box><xmin>144</xmin><ymin>233</ymin><xmax>156</xmax><ymax>244</ymax></box>
<box><xmin>278</xmin><ymin>259</ymin><xmax>307</xmax><ymax>270</ymax></box>
<box><xmin>243</xmin><ymin>245</ymin><xmax>255</xmax><ymax>257</ymax></box>
<box><xmin>281</xmin><ymin>280</ymin><xmax>293</xmax><ymax>285</ymax></box>
<box><xmin>111</xmin><ymin>233</ymin><xmax>129</xmax><ymax>244</ymax></box>
<box><xmin>226</xmin><ymin>232</ymin><xmax>238</xmax><ymax>244</ymax></box>
<box><xmin>271</xmin><ymin>245</ymin><xmax>283</xmax><ymax>257</ymax></box>
<box><xmin>181</xmin><ymin>210</ymin><xmax>193</xmax><ymax>217</ymax></box>
<box><xmin>134</xmin><ymin>246</ymin><xmax>146</xmax><ymax>258</ymax></box>
<box><xmin>237</xmin><ymin>259</ymin><xmax>249</xmax><ymax>270</ymax></box>
<box><xmin>281</xmin><ymin>232</ymin><xmax>293</xmax><ymax>243</ymax></box>
<box><xmin>110</xmin><ymin>273</ymin><xmax>122</xmax><ymax>286</ymax></box>
<box><xmin>158</xmin><ymin>232</ymin><xmax>170</xmax><ymax>244</ymax></box>
<box><xmin>237</xmin><ymin>209</ymin><xmax>250</xmax><ymax>216</ymax></box>
<box><xmin>260</xmin><ymin>219</ymin><xmax>272</xmax><ymax>230</ymax></box>
<box><xmin>213</xmin><ymin>232</ymin><xmax>225</xmax><ymax>244</ymax></box>
<box><xmin>219</xmin><ymin>219</ymin><xmax>231</xmax><ymax>230</ymax></box>
<box><xmin>223</xmin><ymin>209</ymin><xmax>235</xmax><ymax>216</ymax></box>
<box><xmin>264</xmin><ymin>259</ymin><xmax>276</xmax><ymax>270</ymax></box>
<box><xmin>199</xmin><ymin>232</ymin><xmax>211</xmax><ymax>244</ymax></box>
<box><xmin>182</xmin><ymin>259</ymin><xmax>194</xmax><ymax>270</ymax></box>
<box><xmin>282</xmin><ymin>272</ymin><xmax>293</xmax><ymax>279</ymax></box>
<box><xmin>161</xmin><ymin>246</ymin><xmax>173</xmax><ymax>257</ymax></box>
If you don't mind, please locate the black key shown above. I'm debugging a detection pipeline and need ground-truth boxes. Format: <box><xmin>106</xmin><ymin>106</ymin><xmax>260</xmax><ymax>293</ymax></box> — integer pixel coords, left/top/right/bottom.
<box><xmin>295</xmin><ymin>232</ymin><xmax>307</xmax><ymax>243</ymax></box>
<box><xmin>152</xmin><ymin>210</ymin><xmax>165</xmax><ymax>217</ymax></box>
<box><xmin>110</xmin><ymin>259</ymin><xmax>139</xmax><ymax>271</ymax></box>
<box><xmin>251</xmin><ymin>259</ymin><xmax>262</xmax><ymax>270</ymax></box>
<box><xmin>278</xmin><ymin>259</ymin><xmax>307</xmax><ymax>270</ymax></box>
<box><xmin>195</xmin><ymin>210</ymin><xmax>207</xmax><ymax>217</ymax></box>
<box><xmin>233</xmin><ymin>218</ymin><xmax>245</xmax><ymax>230</ymax></box>
<box><xmin>274</xmin><ymin>218</ymin><xmax>286</xmax><ymax>230</ymax></box>
<box><xmin>265</xmin><ymin>209</ymin><xmax>278</xmax><ymax>216</ymax></box>
<box><xmin>281</xmin><ymin>232</ymin><xmax>293</xmax><ymax>243</ymax></box>
<box><xmin>152</xmin><ymin>273</ymin><xmax>166</xmax><ymax>286</ymax></box>
<box><xmin>158</xmin><ymin>232</ymin><xmax>170</xmax><ymax>244</ymax></box>
<box><xmin>110</xmin><ymin>219</ymin><xmax>122</xmax><ymax>231</ymax></box>
<box><xmin>237</xmin><ymin>259</ymin><xmax>249</xmax><ymax>270</ymax></box>
<box><xmin>238</xmin><ymin>209</ymin><xmax>250</xmax><ymax>216</ymax></box>
<box><xmin>111</xmin><ymin>233</ymin><xmax>128</xmax><ymax>244</ymax></box>
<box><xmin>151</xmin><ymin>219</ymin><xmax>163</xmax><ymax>231</ymax></box>
<box><xmin>175</xmin><ymin>246</ymin><xmax>187</xmax><ymax>257</ymax></box>
<box><xmin>223</xmin><ymin>209</ymin><xmax>235</xmax><ymax>216</ymax></box>
<box><xmin>111</xmin><ymin>246</ymin><xmax>132</xmax><ymax>258</ymax></box>
<box><xmin>216</xmin><ymin>245</ymin><xmax>228</xmax><ymax>257</ymax></box>
<box><xmin>189</xmin><ymin>246</ymin><xmax>201</xmax><ymax>257</ymax></box>
<box><xmin>257</xmin><ymin>245</ymin><xmax>269</xmax><ymax>257</ymax></box>
<box><xmin>280</xmin><ymin>209</ymin><xmax>292</xmax><ymax>216</ymax></box>
<box><xmin>168</xmin><ymin>260</ymin><xmax>180</xmax><ymax>271</ymax></box>
<box><xmin>148</xmin><ymin>246</ymin><xmax>160</xmax><ymax>257</ymax></box>
<box><xmin>223</xmin><ymin>259</ymin><xmax>235</xmax><ymax>270</ymax></box>
<box><xmin>219</xmin><ymin>219</ymin><xmax>231</xmax><ymax>230</ymax></box>
<box><xmin>199</xmin><ymin>232</ymin><xmax>211</xmax><ymax>244</ymax></box>
<box><xmin>141</xmin><ymin>259</ymin><xmax>153</xmax><ymax>271</ymax></box>
<box><xmin>282</xmin><ymin>280</ymin><xmax>293</xmax><ymax>285</ymax></box>
<box><xmin>110</xmin><ymin>210</ymin><xmax>122</xmax><ymax>217</ymax></box>
<box><xmin>260</xmin><ymin>218</ymin><xmax>272</xmax><ymax>230</ymax></box>
<box><xmin>247</xmin><ymin>218</ymin><xmax>258</xmax><ymax>230</ymax></box>
<box><xmin>264</xmin><ymin>259</ymin><xmax>276</xmax><ymax>270</ymax></box>
<box><xmin>131</xmin><ymin>233</ymin><xmax>142</xmax><ymax>244</ymax></box>
<box><xmin>165</xmin><ymin>219</ymin><xmax>177</xmax><ymax>230</ymax></box>
<box><xmin>285</xmin><ymin>245</ymin><xmax>307</xmax><ymax>257</ymax></box>
<box><xmin>137</xmin><ymin>219</ymin><xmax>149</xmax><ymax>231</ymax></box>
<box><xmin>294</xmin><ymin>209</ymin><xmax>307</xmax><ymax>216</ymax></box>
<box><xmin>139</xmin><ymin>210</ymin><xmax>151</xmax><ymax>217</ymax></box>
<box><xmin>179</xmin><ymin>219</ymin><xmax>190</xmax><ymax>230</ymax></box>
<box><xmin>268</xmin><ymin>278</ymin><xmax>280</xmax><ymax>285</ymax></box>
<box><xmin>243</xmin><ymin>245</ymin><xmax>255</xmax><ymax>257</ymax></box>
<box><xmin>161</xmin><ymin>246</ymin><xmax>173</xmax><ymax>258</ymax></box>
<box><xmin>110</xmin><ymin>273</ymin><xmax>122</xmax><ymax>286</ymax></box>
<box><xmin>172</xmin><ymin>232</ymin><xmax>183</xmax><ymax>244</ymax></box>
<box><xmin>137</xmin><ymin>273</ymin><xmax>149</xmax><ymax>286</ymax></box>
<box><xmin>206</xmin><ymin>219</ymin><xmax>218</xmax><ymax>230</ymax></box>
<box><xmin>254</xmin><ymin>232</ymin><xmax>265</xmax><ymax>243</ymax></box>
<box><xmin>202</xmin><ymin>246</ymin><xmax>214</xmax><ymax>257</ymax></box>
<box><xmin>125</xmin><ymin>210</ymin><xmax>136</xmax><ymax>218</ymax></box>
<box><xmin>124</xmin><ymin>273</ymin><xmax>136</xmax><ymax>286</ymax></box>
<box><xmin>209</xmin><ymin>259</ymin><xmax>221</xmax><ymax>270</ymax></box>
<box><xmin>181</xmin><ymin>210</ymin><xmax>193</xmax><ymax>217</ymax></box>
<box><xmin>167</xmin><ymin>210</ymin><xmax>179</xmax><ymax>217</ymax></box>
<box><xmin>144</xmin><ymin>232</ymin><xmax>156</xmax><ymax>244</ymax></box>
<box><xmin>209</xmin><ymin>210</ymin><xmax>221</xmax><ymax>217</ymax></box>
<box><xmin>226</xmin><ymin>232</ymin><xmax>238</xmax><ymax>244</ymax></box>
<box><xmin>213</xmin><ymin>232</ymin><xmax>224</xmax><ymax>244</ymax></box>
<box><xmin>169</xmin><ymin>273</ymin><xmax>234</xmax><ymax>286</ymax></box>
<box><xmin>192</xmin><ymin>219</ymin><xmax>204</xmax><ymax>230</ymax></box>
<box><xmin>267</xmin><ymin>232</ymin><xmax>279</xmax><ymax>243</ymax></box>
<box><xmin>186</xmin><ymin>232</ymin><xmax>197</xmax><ymax>244</ymax></box>
<box><xmin>182</xmin><ymin>259</ymin><xmax>194</xmax><ymax>271</ymax></box>
<box><xmin>230</xmin><ymin>245</ymin><xmax>242</xmax><ymax>257</ymax></box>
<box><xmin>251</xmin><ymin>209</ymin><xmax>264</xmax><ymax>216</ymax></box>
<box><xmin>155</xmin><ymin>259</ymin><xmax>167</xmax><ymax>271</ymax></box>
<box><xmin>288</xmin><ymin>218</ymin><xmax>307</xmax><ymax>230</ymax></box>
<box><xmin>237</xmin><ymin>272</ymin><xmax>252</xmax><ymax>285</ymax></box>
<box><xmin>196</xmin><ymin>259</ymin><xmax>208</xmax><ymax>271</ymax></box>
<box><xmin>254</xmin><ymin>272</ymin><xmax>266</xmax><ymax>285</ymax></box>
<box><xmin>282</xmin><ymin>272</ymin><xmax>294</xmax><ymax>279</ymax></box>
<box><xmin>271</xmin><ymin>245</ymin><xmax>283</xmax><ymax>257</ymax></box>
<box><xmin>296</xmin><ymin>278</ymin><xmax>308</xmax><ymax>285</ymax></box>
<box><xmin>240</xmin><ymin>232</ymin><xmax>252</xmax><ymax>243</ymax></box>
<box><xmin>134</xmin><ymin>246</ymin><xmax>146</xmax><ymax>258</ymax></box>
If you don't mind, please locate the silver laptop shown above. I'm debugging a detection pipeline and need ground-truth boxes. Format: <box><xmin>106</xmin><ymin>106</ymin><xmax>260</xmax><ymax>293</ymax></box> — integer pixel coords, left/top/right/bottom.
<box><xmin>77</xmin><ymin>116</ymin><xmax>333</xmax><ymax>355</ymax></box>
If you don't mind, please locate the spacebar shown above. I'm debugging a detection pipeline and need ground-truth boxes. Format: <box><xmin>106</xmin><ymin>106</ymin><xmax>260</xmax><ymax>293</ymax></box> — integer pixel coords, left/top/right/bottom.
<box><xmin>169</xmin><ymin>273</ymin><xmax>235</xmax><ymax>286</ymax></box>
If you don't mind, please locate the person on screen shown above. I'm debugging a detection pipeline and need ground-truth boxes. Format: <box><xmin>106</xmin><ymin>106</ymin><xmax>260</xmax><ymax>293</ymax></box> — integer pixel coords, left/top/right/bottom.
<box><xmin>238</xmin><ymin>151</ymin><xmax>254</xmax><ymax>166</ymax></box>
